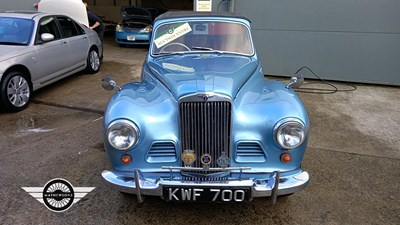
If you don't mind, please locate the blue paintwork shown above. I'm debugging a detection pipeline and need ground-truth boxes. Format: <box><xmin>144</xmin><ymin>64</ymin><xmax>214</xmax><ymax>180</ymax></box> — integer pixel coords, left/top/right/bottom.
<box><xmin>103</xmin><ymin>13</ymin><xmax>309</xmax><ymax>196</ymax></box>
<box><xmin>115</xmin><ymin>30</ymin><xmax>151</xmax><ymax>45</ymax></box>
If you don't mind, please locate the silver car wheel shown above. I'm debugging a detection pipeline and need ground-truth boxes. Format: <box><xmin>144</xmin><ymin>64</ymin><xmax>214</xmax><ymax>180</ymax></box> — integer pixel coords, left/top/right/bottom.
<box><xmin>90</xmin><ymin>50</ymin><xmax>100</xmax><ymax>71</ymax></box>
<box><xmin>7</xmin><ymin>75</ymin><xmax>30</xmax><ymax>107</ymax></box>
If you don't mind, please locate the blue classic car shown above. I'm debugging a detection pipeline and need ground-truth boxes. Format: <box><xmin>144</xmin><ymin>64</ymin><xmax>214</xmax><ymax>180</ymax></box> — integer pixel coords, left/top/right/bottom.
<box><xmin>102</xmin><ymin>11</ymin><xmax>310</xmax><ymax>203</ymax></box>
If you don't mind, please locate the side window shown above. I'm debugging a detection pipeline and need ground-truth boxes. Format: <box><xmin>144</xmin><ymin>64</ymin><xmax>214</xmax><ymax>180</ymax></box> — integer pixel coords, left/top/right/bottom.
<box><xmin>56</xmin><ymin>16</ymin><xmax>79</xmax><ymax>38</ymax></box>
<box><xmin>73</xmin><ymin>20</ymin><xmax>85</xmax><ymax>35</ymax></box>
<box><xmin>37</xmin><ymin>16</ymin><xmax>61</xmax><ymax>43</ymax></box>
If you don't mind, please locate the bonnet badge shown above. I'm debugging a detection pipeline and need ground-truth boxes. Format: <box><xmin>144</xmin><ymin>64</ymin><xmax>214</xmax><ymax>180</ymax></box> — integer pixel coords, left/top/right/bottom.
<box><xmin>182</xmin><ymin>150</ymin><xmax>196</xmax><ymax>167</ymax></box>
<box><xmin>216</xmin><ymin>152</ymin><xmax>230</xmax><ymax>168</ymax></box>
<box><xmin>200</xmin><ymin>154</ymin><xmax>212</xmax><ymax>168</ymax></box>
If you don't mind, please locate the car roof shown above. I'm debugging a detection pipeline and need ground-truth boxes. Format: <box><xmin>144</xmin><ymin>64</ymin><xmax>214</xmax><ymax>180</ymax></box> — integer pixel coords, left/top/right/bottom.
<box><xmin>154</xmin><ymin>11</ymin><xmax>250</xmax><ymax>23</ymax></box>
<box><xmin>0</xmin><ymin>11</ymin><xmax>50</xmax><ymax>19</ymax></box>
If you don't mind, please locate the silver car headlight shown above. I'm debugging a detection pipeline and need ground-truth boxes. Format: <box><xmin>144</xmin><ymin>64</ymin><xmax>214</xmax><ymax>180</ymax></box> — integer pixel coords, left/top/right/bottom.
<box><xmin>116</xmin><ymin>24</ymin><xmax>123</xmax><ymax>32</ymax></box>
<box><xmin>274</xmin><ymin>119</ymin><xmax>306</xmax><ymax>149</ymax></box>
<box><xmin>139</xmin><ymin>25</ymin><xmax>152</xmax><ymax>33</ymax></box>
<box><xmin>107</xmin><ymin>119</ymin><xmax>139</xmax><ymax>151</ymax></box>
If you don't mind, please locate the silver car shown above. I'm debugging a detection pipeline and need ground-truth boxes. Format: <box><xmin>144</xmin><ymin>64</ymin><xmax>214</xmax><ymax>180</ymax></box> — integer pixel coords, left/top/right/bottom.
<box><xmin>0</xmin><ymin>11</ymin><xmax>102</xmax><ymax>112</ymax></box>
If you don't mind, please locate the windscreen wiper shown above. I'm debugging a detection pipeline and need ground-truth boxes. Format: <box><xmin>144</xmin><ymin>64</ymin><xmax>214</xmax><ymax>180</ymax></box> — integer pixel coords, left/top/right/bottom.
<box><xmin>191</xmin><ymin>46</ymin><xmax>224</xmax><ymax>54</ymax></box>
<box><xmin>153</xmin><ymin>51</ymin><xmax>186</xmax><ymax>56</ymax></box>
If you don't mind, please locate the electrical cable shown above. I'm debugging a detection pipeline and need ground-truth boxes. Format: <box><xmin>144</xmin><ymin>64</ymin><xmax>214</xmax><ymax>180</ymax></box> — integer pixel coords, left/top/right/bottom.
<box><xmin>293</xmin><ymin>66</ymin><xmax>357</xmax><ymax>94</ymax></box>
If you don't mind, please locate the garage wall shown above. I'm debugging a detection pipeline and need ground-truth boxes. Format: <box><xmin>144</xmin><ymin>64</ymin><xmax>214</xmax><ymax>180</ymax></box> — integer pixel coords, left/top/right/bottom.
<box><xmin>1</xmin><ymin>0</ymin><xmax>37</xmax><ymax>11</ymax></box>
<box><xmin>87</xmin><ymin>0</ymin><xmax>193</xmax><ymax>22</ymax></box>
<box><xmin>231</xmin><ymin>0</ymin><xmax>400</xmax><ymax>85</ymax></box>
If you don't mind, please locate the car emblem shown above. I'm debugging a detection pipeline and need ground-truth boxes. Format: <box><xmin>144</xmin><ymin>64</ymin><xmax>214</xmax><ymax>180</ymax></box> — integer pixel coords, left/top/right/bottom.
<box><xmin>200</xmin><ymin>154</ymin><xmax>212</xmax><ymax>167</ymax></box>
<box><xmin>216</xmin><ymin>152</ymin><xmax>230</xmax><ymax>168</ymax></box>
<box><xmin>198</xmin><ymin>93</ymin><xmax>214</xmax><ymax>101</ymax></box>
<box><xmin>181</xmin><ymin>150</ymin><xmax>196</xmax><ymax>167</ymax></box>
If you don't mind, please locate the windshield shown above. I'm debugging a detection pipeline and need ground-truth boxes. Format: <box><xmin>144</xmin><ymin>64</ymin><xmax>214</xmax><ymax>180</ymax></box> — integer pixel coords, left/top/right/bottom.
<box><xmin>151</xmin><ymin>21</ymin><xmax>253</xmax><ymax>56</ymax></box>
<box><xmin>0</xmin><ymin>17</ymin><xmax>34</xmax><ymax>45</ymax></box>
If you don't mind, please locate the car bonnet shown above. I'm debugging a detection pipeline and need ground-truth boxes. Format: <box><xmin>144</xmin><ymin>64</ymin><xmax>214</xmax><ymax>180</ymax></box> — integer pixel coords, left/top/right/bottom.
<box><xmin>120</xmin><ymin>6</ymin><xmax>152</xmax><ymax>21</ymax></box>
<box><xmin>38</xmin><ymin>0</ymin><xmax>89</xmax><ymax>26</ymax></box>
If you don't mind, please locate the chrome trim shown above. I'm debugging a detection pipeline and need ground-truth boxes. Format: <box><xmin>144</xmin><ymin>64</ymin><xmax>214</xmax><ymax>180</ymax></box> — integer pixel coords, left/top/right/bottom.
<box><xmin>270</xmin><ymin>171</ymin><xmax>280</xmax><ymax>204</ymax></box>
<box><xmin>161</xmin><ymin>166</ymin><xmax>251</xmax><ymax>171</ymax></box>
<box><xmin>273</xmin><ymin>118</ymin><xmax>306</xmax><ymax>150</ymax></box>
<box><xmin>178</xmin><ymin>92</ymin><xmax>232</xmax><ymax>103</ymax></box>
<box><xmin>107</xmin><ymin>119</ymin><xmax>140</xmax><ymax>151</ymax></box>
<box><xmin>101</xmin><ymin>169</ymin><xmax>310</xmax><ymax>203</ymax></box>
<box><xmin>134</xmin><ymin>170</ymin><xmax>144</xmax><ymax>203</ymax></box>
<box><xmin>178</xmin><ymin>94</ymin><xmax>232</xmax><ymax>172</ymax></box>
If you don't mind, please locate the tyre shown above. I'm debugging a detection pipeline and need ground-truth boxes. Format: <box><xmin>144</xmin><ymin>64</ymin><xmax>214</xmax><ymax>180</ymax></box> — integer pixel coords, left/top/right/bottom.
<box><xmin>86</xmin><ymin>48</ymin><xmax>100</xmax><ymax>74</ymax></box>
<box><xmin>0</xmin><ymin>71</ymin><xmax>32</xmax><ymax>112</ymax></box>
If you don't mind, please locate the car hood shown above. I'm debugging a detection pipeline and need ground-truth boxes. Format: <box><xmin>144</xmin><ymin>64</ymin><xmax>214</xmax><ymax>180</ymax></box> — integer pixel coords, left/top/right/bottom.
<box><xmin>38</xmin><ymin>0</ymin><xmax>89</xmax><ymax>26</ymax></box>
<box><xmin>147</xmin><ymin>54</ymin><xmax>259</xmax><ymax>100</ymax></box>
<box><xmin>0</xmin><ymin>45</ymin><xmax>30</xmax><ymax>62</ymax></box>
<box><xmin>121</xmin><ymin>6</ymin><xmax>152</xmax><ymax>21</ymax></box>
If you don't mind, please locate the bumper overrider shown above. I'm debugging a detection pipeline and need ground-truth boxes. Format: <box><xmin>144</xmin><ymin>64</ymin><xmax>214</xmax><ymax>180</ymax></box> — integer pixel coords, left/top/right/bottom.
<box><xmin>101</xmin><ymin>167</ymin><xmax>309</xmax><ymax>203</ymax></box>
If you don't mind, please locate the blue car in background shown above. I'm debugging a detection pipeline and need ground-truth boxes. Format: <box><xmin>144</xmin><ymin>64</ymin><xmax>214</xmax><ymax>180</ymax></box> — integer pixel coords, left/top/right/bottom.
<box><xmin>102</xmin><ymin>11</ymin><xmax>310</xmax><ymax>203</ymax></box>
<box><xmin>115</xmin><ymin>6</ymin><xmax>153</xmax><ymax>47</ymax></box>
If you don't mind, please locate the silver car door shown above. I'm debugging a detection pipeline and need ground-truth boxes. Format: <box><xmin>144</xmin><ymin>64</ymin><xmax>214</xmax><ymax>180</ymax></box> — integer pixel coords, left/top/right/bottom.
<box><xmin>32</xmin><ymin>16</ymin><xmax>70</xmax><ymax>87</ymax></box>
<box><xmin>56</xmin><ymin>16</ymin><xmax>89</xmax><ymax>68</ymax></box>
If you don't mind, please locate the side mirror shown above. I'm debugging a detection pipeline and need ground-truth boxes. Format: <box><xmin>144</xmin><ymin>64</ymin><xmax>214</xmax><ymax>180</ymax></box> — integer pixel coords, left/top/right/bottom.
<box><xmin>286</xmin><ymin>73</ymin><xmax>304</xmax><ymax>89</ymax></box>
<box><xmin>41</xmin><ymin>33</ymin><xmax>54</xmax><ymax>42</ymax></box>
<box><xmin>102</xmin><ymin>75</ymin><xmax>120</xmax><ymax>91</ymax></box>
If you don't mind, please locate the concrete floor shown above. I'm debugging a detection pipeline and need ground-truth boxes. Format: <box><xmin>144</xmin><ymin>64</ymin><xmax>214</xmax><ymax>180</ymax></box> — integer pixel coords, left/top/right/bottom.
<box><xmin>0</xmin><ymin>36</ymin><xmax>399</xmax><ymax>224</ymax></box>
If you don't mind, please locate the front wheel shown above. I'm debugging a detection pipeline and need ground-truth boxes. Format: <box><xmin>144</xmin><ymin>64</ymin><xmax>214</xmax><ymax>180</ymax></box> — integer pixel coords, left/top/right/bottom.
<box><xmin>86</xmin><ymin>48</ymin><xmax>100</xmax><ymax>74</ymax></box>
<box><xmin>0</xmin><ymin>71</ymin><xmax>32</xmax><ymax>112</ymax></box>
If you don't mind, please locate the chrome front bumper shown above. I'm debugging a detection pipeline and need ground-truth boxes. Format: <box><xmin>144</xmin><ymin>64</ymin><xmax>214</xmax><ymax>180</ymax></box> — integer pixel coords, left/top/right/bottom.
<box><xmin>101</xmin><ymin>169</ymin><xmax>309</xmax><ymax>203</ymax></box>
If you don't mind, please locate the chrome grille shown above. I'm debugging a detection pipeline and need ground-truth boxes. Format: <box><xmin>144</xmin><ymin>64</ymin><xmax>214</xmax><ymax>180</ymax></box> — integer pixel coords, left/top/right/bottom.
<box><xmin>179</xmin><ymin>97</ymin><xmax>231</xmax><ymax>169</ymax></box>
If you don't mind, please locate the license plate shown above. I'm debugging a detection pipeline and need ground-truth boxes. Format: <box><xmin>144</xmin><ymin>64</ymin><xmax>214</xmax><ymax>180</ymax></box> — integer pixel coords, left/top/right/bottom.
<box><xmin>163</xmin><ymin>186</ymin><xmax>250</xmax><ymax>202</ymax></box>
<box><xmin>127</xmin><ymin>35</ymin><xmax>135</xmax><ymax>41</ymax></box>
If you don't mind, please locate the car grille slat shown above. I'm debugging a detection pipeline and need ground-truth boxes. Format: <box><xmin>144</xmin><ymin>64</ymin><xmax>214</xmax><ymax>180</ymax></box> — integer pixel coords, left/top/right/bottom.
<box><xmin>146</xmin><ymin>142</ymin><xmax>177</xmax><ymax>162</ymax></box>
<box><xmin>236</xmin><ymin>142</ymin><xmax>266</xmax><ymax>162</ymax></box>
<box><xmin>179</xmin><ymin>98</ymin><xmax>231</xmax><ymax>171</ymax></box>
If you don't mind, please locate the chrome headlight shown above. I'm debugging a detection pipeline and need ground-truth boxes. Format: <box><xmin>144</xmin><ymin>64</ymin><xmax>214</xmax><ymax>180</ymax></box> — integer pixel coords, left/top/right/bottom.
<box><xmin>139</xmin><ymin>25</ymin><xmax>152</xmax><ymax>33</ymax></box>
<box><xmin>274</xmin><ymin>119</ymin><xmax>306</xmax><ymax>149</ymax></box>
<box><xmin>116</xmin><ymin>24</ymin><xmax>123</xmax><ymax>32</ymax></box>
<box><xmin>107</xmin><ymin>119</ymin><xmax>139</xmax><ymax>151</ymax></box>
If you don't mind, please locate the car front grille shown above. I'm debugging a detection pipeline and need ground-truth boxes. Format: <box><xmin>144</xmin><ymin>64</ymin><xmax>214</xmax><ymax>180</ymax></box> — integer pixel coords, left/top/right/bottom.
<box><xmin>179</xmin><ymin>95</ymin><xmax>232</xmax><ymax>171</ymax></box>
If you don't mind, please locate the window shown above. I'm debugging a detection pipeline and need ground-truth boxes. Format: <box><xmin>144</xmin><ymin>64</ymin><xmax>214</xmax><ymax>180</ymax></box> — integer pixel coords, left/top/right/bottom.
<box><xmin>37</xmin><ymin>16</ymin><xmax>61</xmax><ymax>43</ymax></box>
<box><xmin>56</xmin><ymin>16</ymin><xmax>80</xmax><ymax>38</ymax></box>
<box><xmin>0</xmin><ymin>17</ymin><xmax>34</xmax><ymax>45</ymax></box>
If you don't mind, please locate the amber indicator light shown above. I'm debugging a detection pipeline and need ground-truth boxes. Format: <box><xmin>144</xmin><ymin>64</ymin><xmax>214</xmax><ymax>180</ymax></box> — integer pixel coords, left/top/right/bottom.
<box><xmin>121</xmin><ymin>155</ymin><xmax>132</xmax><ymax>164</ymax></box>
<box><xmin>281</xmin><ymin>153</ymin><xmax>291</xmax><ymax>163</ymax></box>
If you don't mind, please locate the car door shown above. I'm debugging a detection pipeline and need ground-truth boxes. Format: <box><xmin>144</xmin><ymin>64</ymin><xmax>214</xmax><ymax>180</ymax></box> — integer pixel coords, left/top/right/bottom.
<box><xmin>56</xmin><ymin>16</ymin><xmax>89</xmax><ymax>69</ymax></box>
<box><xmin>31</xmin><ymin>16</ymin><xmax>70</xmax><ymax>86</ymax></box>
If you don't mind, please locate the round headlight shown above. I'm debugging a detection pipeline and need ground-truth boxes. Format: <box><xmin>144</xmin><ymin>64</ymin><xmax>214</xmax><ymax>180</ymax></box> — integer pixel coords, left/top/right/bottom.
<box><xmin>274</xmin><ymin>119</ymin><xmax>306</xmax><ymax>149</ymax></box>
<box><xmin>107</xmin><ymin>119</ymin><xmax>139</xmax><ymax>151</ymax></box>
